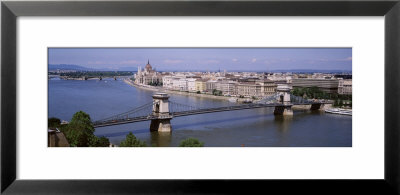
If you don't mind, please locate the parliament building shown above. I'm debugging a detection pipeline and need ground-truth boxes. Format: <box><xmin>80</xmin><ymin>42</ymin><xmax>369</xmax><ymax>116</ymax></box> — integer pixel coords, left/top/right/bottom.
<box><xmin>134</xmin><ymin>60</ymin><xmax>162</xmax><ymax>85</ymax></box>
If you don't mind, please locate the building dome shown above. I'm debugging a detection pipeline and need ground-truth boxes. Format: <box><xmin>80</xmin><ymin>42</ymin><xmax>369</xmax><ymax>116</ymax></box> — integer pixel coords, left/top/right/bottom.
<box><xmin>145</xmin><ymin>59</ymin><xmax>152</xmax><ymax>71</ymax></box>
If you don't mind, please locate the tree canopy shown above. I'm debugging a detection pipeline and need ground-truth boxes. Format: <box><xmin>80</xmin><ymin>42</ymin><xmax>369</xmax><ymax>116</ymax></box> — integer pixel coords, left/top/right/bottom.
<box><xmin>48</xmin><ymin>117</ymin><xmax>61</xmax><ymax>129</ymax></box>
<box><xmin>292</xmin><ymin>87</ymin><xmax>351</xmax><ymax>108</ymax></box>
<box><xmin>60</xmin><ymin>111</ymin><xmax>110</xmax><ymax>147</ymax></box>
<box><xmin>95</xmin><ymin>136</ymin><xmax>111</xmax><ymax>147</ymax></box>
<box><xmin>58</xmin><ymin>71</ymin><xmax>133</xmax><ymax>78</ymax></box>
<box><xmin>179</xmin><ymin>138</ymin><xmax>204</xmax><ymax>147</ymax></box>
<box><xmin>119</xmin><ymin>132</ymin><xmax>147</xmax><ymax>147</ymax></box>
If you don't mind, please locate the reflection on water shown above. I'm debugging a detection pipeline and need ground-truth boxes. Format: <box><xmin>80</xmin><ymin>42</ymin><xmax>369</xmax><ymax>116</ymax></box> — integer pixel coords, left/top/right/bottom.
<box><xmin>274</xmin><ymin>115</ymin><xmax>293</xmax><ymax>133</ymax></box>
<box><xmin>150</xmin><ymin>131</ymin><xmax>172</xmax><ymax>147</ymax></box>
<box><xmin>49</xmin><ymin>79</ymin><xmax>352</xmax><ymax>147</ymax></box>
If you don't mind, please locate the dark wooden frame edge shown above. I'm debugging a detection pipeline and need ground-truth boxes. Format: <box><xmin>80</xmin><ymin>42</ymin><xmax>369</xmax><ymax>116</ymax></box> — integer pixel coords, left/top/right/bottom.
<box><xmin>1</xmin><ymin>1</ymin><xmax>399</xmax><ymax>194</ymax></box>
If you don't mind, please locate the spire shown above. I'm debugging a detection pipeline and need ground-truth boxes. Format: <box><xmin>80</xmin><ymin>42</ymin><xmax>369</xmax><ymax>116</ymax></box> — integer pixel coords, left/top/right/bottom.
<box><xmin>147</xmin><ymin>59</ymin><xmax>150</xmax><ymax>65</ymax></box>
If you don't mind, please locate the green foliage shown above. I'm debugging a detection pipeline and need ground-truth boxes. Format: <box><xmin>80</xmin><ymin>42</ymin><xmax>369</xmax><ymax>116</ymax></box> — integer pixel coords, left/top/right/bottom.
<box><xmin>338</xmin><ymin>99</ymin><xmax>343</xmax><ymax>107</ymax></box>
<box><xmin>293</xmin><ymin>87</ymin><xmax>351</xmax><ymax>108</ymax></box>
<box><xmin>196</xmin><ymin>91</ymin><xmax>201</xmax><ymax>94</ymax></box>
<box><xmin>292</xmin><ymin>86</ymin><xmax>326</xmax><ymax>99</ymax></box>
<box><xmin>179</xmin><ymin>138</ymin><xmax>204</xmax><ymax>147</ymax></box>
<box><xmin>52</xmin><ymin>111</ymin><xmax>111</xmax><ymax>147</ymax></box>
<box><xmin>63</xmin><ymin>111</ymin><xmax>96</xmax><ymax>147</ymax></box>
<box><xmin>96</xmin><ymin>136</ymin><xmax>111</xmax><ymax>147</ymax></box>
<box><xmin>59</xmin><ymin>71</ymin><xmax>133</xmax><ymax>78</ymax></box>
<box><xmin>119</xmin><ymin>132</ymin><xmax>147</xmax><ymax>147</ymax></box>
<box><xmin>212</xmin><ymin>89</ymin><xmax>222</xmax><ymax>96</ymax></box>
<box><xmin>48</xmin><ymin>117</ymin><xmax>61</xmax><ymax>129</ymax></box>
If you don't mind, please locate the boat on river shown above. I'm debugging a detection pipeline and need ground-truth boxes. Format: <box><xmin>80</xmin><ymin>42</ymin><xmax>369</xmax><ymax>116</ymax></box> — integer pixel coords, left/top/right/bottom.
<box><xmin>325</xmin><ymin>108</ymin><xmax>352</xmax><ymax>116</ymax></box>
<box><xmin>228</xmin><ymin>97</ymin><xmax>237</xmax><ymax>103</ymax></box>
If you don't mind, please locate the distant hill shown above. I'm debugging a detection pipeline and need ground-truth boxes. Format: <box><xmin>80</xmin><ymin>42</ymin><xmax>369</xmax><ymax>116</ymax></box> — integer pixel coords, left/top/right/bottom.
<box><xmin>49</xmin><ymin>64</ymin><xmax>138</xmax><ymax>71</ymax></box>
<box><xmin>49</xmin><ymin>65</ymin><xmax>351</xmax><ymax>74</ymax></box>
<box><xmin>116</xmin><ymin>66</ymin><xmax>139</xmax><ymax>71</ymax></box>
<box><xmin>49</xmin><ymin>64</ymin><xmax>95</xmax><ymax>71</ymax></box>
<box><xmin>158</xmin><ymin>69</ymin><xmax>352</xmax><ymax>74</ymax></box>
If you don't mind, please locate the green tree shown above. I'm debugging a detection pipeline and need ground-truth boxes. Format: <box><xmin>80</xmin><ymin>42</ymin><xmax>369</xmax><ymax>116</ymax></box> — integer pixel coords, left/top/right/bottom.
<box><xmin>338</xmin><ymin>99</ymin><xmax>343</xmax><ymax>107</ymax></box>
<box><xmin>119</xmin><ymin>132</ymin><xmax>146</xmax><ymax>147</ymax></box>
<box><xmin>48</xmin><ymin>117</ymin><xmax>61</xmax><ymax>129</ymax></box>
<box><xmin>95</xmin><ymin>136</ymin><xmax>110</xmax><ymax>147</ymax></box>
<box><xmin>292</xmin><ymin>88</ymin><xmax>300</xmax><ymax>96</ymax></box>
<box><xmin>179</xmin><ymin>138</ymin><xmax>204</xmax><ymax>147</ymax></box>
<box><xmin>64</xmin><ymin>111</ymin><xmax>96</xmax><ymax>147</ymax></box>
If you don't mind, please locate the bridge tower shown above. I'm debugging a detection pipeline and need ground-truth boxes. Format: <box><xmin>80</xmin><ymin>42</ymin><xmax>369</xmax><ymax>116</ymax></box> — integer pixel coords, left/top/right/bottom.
<box><xmin>150</xmin><ymin>93</ymin><xmax>172</xmax><ymax>132</ymax></box>
<box><xmin>274</xmin><ymin>85</ymin><xmax>293</xmax><ymax>116</ymax></box>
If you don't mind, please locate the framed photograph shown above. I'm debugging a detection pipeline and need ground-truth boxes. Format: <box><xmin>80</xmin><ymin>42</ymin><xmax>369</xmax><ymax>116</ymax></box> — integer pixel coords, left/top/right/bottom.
<box><xmin>2</xmin><ymin>0</ymin><xmax>400</xmax><ymax>194</ymax></box>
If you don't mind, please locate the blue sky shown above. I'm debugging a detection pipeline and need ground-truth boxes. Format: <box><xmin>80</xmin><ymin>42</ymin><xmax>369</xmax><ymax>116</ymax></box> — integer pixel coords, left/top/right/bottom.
<box><xmin>48</xmin><ymin>48</ymin><xmax>352</xmax><ymax>71</ymax></box>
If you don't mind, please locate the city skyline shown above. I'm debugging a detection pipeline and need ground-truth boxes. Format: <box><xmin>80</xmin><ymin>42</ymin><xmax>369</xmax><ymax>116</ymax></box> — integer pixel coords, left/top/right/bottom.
<box><xmin>49</xmin><ymin>48</ymin><xmax>352</xmax><ymax>72</ymax></box>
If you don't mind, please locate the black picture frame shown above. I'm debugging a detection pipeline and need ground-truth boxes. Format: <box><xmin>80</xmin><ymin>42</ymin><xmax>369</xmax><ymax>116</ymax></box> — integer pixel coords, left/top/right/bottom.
<box><xmin>2</xmin><ymin>0</ymin><xmax>400</xmax><ymax>194</ymax></box>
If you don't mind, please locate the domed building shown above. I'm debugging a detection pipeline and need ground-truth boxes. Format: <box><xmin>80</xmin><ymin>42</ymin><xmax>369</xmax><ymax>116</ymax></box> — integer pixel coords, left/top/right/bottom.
<box><xmin>134</xmin><ymin>60</ymin><xmax>162</xmax><ymax>86</ymax></box>
<box><xmin>144</xmin><ymin>59</ymin><xmax>154</xmax><ymax>73</ymax></box>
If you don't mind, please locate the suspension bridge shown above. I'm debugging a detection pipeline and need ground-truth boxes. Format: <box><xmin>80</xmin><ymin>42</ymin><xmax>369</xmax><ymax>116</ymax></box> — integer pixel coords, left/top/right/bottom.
<box><xmin>93</xmin><ymin>85</ymin><xmax>331</xmax><ymax>132</ymax></box>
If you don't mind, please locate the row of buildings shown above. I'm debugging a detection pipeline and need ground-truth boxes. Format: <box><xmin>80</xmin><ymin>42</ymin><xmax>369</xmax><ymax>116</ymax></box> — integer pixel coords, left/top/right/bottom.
<box><xmin>161</xmin><ymin>76</ymin><xmax>278</xmax><ymax>97</ymax></box>
<box><xmin>134</xmin><ymin>61</ymin><xmax>352</xmax><ymax>98</ymax></box>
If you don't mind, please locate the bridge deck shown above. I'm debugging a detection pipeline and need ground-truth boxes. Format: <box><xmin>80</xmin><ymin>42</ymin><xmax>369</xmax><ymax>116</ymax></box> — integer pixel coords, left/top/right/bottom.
<box><xmin>93</xmin><ymin>102</ymin><xmax>323</xmax><ymax>128</ymax></box>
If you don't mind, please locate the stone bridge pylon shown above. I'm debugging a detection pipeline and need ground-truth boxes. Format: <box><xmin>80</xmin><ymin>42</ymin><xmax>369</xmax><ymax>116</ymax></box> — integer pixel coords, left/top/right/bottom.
<box><xmin>274</xmin><ymin>85</ymin><xmax>293</xmax><ymax>116</ymax></box>
<box><xmin>149</xmin><ymin>93</ymin><xmax>172</xmax><ymax>132</ymax></box>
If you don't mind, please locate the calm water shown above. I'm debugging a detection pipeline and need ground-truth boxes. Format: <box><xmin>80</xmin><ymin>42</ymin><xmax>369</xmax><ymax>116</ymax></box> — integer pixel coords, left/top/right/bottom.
<box><xmin>49</xmin><ymin>79</ymin><xmax>352</xmax><ymax>147</ymax></box>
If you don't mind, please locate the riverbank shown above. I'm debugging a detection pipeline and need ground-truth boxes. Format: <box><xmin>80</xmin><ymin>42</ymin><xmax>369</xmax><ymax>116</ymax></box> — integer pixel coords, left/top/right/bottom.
<box><xmin>123</xmin><ymin>79</ymin><xmax>245</xmax><ymax>102</ymax></box>
<box><xmin>123</xmin><ymin>79</ymin><xmax>334</xmax><ymax>109</ymax></box>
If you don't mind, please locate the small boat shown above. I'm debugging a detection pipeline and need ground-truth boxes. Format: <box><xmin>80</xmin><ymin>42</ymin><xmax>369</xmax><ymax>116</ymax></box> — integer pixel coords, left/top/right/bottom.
<box><xmin>325</xmin><ymin>108</ymin><xmax>352</xmax><ymax>116</ymax></box>
<box><xmin>228</xmin><ymin>97</ymin><xmax>237</xmax><ymax>103</ymax></box>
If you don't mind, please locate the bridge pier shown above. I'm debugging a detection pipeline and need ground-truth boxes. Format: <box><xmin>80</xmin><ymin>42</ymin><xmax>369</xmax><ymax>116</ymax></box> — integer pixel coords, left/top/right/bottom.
<box><xmin>274</xmin><ymin>85</ymin><xmax>293</xmax><ymax>116</ymax></box>
<box><xmin>274</xmin><ymin>105</ymin><xmax>293</xmax><ymax>116</ymax></box>
<box><xmin>310</xmin><ymin>103</ymin><xmax>322</xmax><ymax>111</ymax></box>
<box><xmin>150</xmin><ymin>93</ymin><xmax>172</xmax><ymax>132</ymax></box>
<box><xmin>150</xmin><ymin>119</ymin><xmax>172</xmax><ymax>132</ymax></box>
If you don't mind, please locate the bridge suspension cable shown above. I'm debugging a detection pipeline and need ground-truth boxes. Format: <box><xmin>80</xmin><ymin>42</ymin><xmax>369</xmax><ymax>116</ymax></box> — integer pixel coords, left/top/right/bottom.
<box><xmin>290</xmin><ymin>94</ymin><xmax>316</xmax><ymax>104</ymax></box>
<box><xmin>93</xmin><ymin>93</ymin><xmax>327</xmax><ymax>128</ymax></box>
<box><xmin>93</xmin><ymin>101</ymin><xmax>154</xmax><ymax>124</ymax></box>
<box><xmin>169</xmin><ymin>101</ymin><xmax>207</xmax><ymax>113</ymax></box>
<box><xmin>256</xmin><ymin>94</ymin><xmax>280</xmax><ymax>104</ymax></box>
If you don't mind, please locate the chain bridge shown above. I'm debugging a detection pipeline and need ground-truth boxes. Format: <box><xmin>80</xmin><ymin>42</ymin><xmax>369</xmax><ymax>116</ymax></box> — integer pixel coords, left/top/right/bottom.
<box><xmin>93</xmin><ymin>85</ymin><xmax>330</xmax><ymax>132</ymax></box>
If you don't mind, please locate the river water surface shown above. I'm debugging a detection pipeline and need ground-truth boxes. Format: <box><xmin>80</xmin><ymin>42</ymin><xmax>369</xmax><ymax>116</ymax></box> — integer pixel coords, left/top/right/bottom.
<box><xmin>49</xmin><ymin>78</ymin><xmax>352</xmax><ymax>147</ymax></box>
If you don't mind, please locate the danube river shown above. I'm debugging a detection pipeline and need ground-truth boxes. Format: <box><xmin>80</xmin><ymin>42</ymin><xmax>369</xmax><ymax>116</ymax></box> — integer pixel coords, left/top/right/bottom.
<box><xmin>49</xmin><ymin>78</ymin><xmax>352</xmax><ymax>147</ymax></box>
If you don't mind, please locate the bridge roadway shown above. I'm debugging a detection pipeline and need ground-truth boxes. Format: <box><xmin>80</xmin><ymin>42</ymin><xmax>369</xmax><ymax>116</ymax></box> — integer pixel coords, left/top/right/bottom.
<box><xmin>93</xmin><ymin>102</ymin><xmax>319</xmax><ymax>128</ymax></box>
